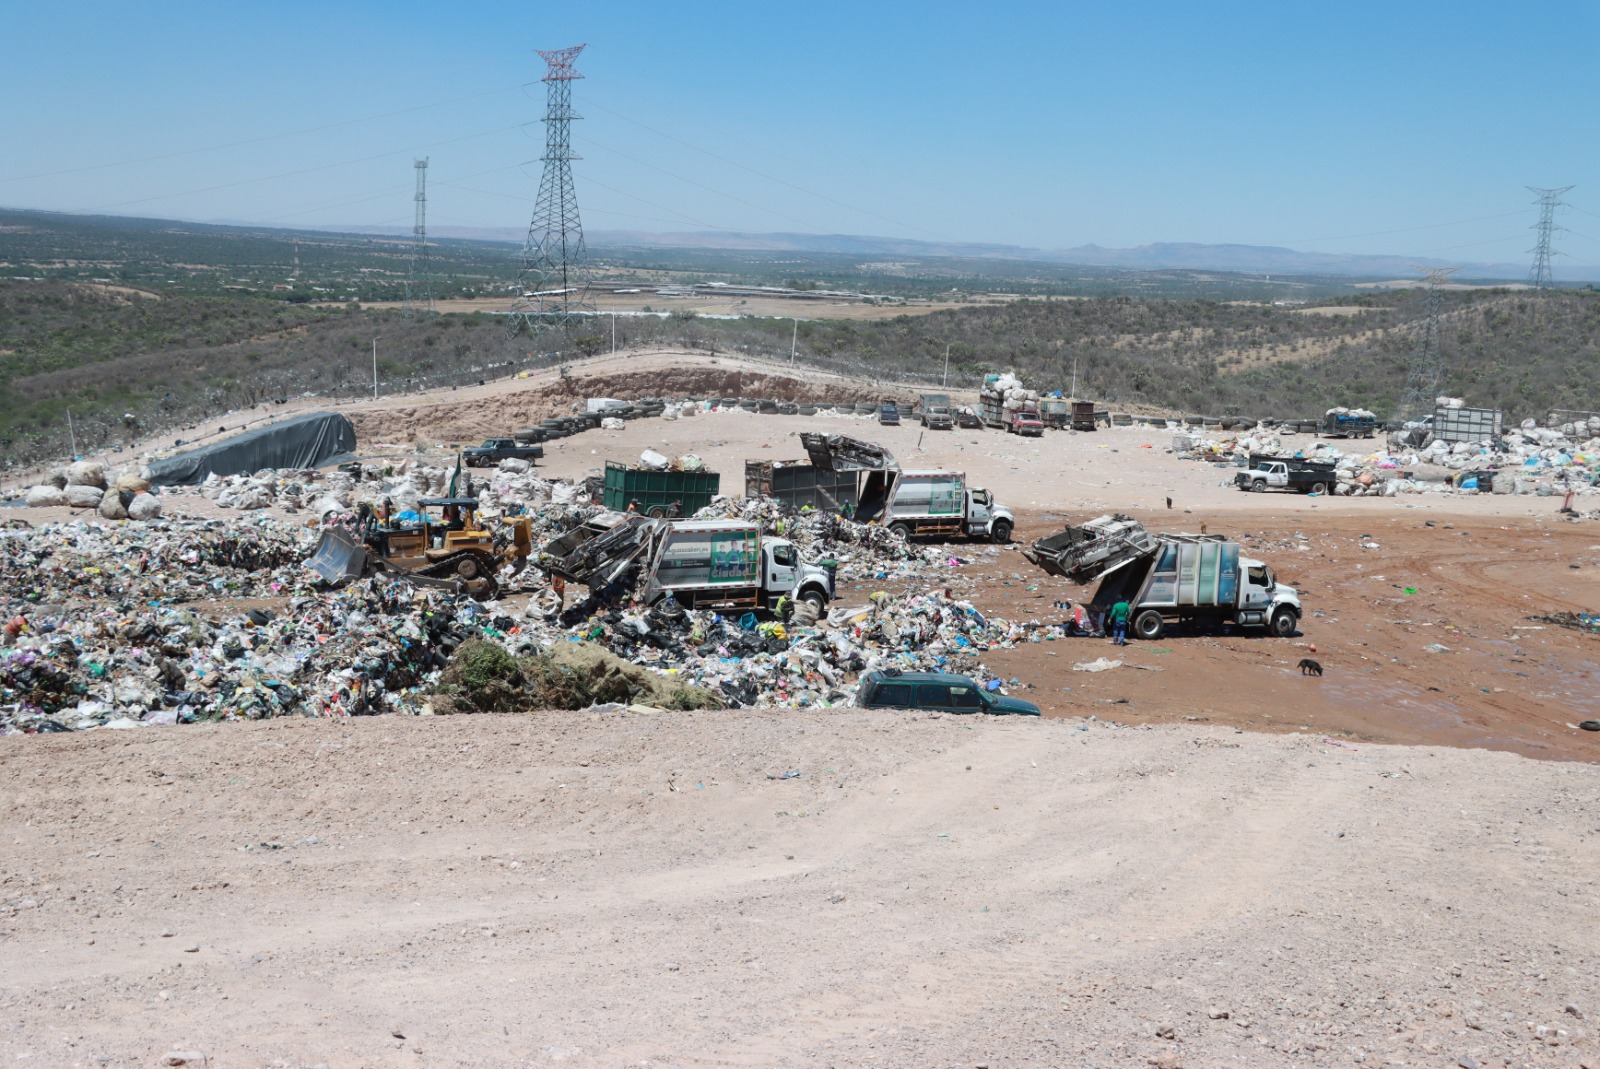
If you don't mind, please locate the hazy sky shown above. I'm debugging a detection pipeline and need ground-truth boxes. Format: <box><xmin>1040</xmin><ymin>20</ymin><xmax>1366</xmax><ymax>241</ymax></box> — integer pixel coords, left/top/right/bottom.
<box><xmin>4</xmin><ymin>1</ymin><xmax>1598</xmax><ymax>266</ymax></box>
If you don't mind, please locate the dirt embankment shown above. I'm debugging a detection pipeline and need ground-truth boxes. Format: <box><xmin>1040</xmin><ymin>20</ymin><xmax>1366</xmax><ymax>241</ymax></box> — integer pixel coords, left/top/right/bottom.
<box><xmin>1</xmin><ymin>711</ymin><xmax>1595</xmax><ymax>1068</ymax></box>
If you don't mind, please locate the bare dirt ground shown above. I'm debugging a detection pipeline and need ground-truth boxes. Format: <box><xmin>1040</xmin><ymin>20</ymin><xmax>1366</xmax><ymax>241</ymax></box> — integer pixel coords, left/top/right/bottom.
<box><xmin>6</xmin><ymin>350</ymin><xmax>1600</xmax><ymax>1067</ymax></box>
<box><xmin>4</xmin><ymin>713</ymin><xmax>1597</xmax><ymax>1069</ymax></box>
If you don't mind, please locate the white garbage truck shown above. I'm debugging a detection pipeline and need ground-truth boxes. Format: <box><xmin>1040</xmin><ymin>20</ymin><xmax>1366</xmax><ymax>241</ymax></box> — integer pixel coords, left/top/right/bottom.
<box><xmin>856</xmin><ymin>469</ymin><xmax>1014</xmax><ymax>543</ymax></box>
<box><xmin>1023</xmin><ymin>514</ymin><xmax>1302</xmax><ymax>639</ymax></box>
<box><xmin>536</xmin><ymin>514</ymin><xmax>835</xmax><ymax>622</ymax></box>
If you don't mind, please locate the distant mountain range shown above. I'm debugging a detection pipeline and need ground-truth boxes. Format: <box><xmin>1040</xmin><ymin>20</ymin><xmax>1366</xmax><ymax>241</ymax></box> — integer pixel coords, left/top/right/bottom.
<box><xmin>312</xmin><ymin>222</ymin><xmax>1592</xmax><ymax>282</ymax></box>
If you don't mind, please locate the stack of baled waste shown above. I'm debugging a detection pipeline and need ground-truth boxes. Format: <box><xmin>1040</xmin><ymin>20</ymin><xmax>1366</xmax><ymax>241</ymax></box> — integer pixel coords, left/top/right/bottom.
<box><xmin>988</xmin><ymin>372</ymin><xmax>1040</xmax><ymax>412</ymax></box>
<box><xmin>22</xmin><ymin>461</ymin><xmax>163</xmax><ymax>520</ymax></box>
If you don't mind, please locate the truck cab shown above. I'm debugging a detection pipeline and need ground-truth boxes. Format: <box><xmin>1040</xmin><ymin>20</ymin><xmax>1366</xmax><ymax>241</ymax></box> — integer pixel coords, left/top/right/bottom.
<box><xmin>1235</xmin><ymin>557</ymin><xmax>1301</xmax><ymax>635</ymax></box>
<box><xmin>762</xmin><ymin>538</ymin><xmax>834</xmax><ymax>608</ymax></box>
<box><xmin>964</xmin><ymin>488</ymin><xmax>1014</xmax><ymax>543</ymax></box>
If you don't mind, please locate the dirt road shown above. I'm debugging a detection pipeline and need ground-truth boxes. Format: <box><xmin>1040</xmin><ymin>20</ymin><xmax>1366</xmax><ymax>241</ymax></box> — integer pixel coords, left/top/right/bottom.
<box><xmin>3</xmin><ymin>711</ymin><xmax>1596</xmax><ymax>1068</ymax></box>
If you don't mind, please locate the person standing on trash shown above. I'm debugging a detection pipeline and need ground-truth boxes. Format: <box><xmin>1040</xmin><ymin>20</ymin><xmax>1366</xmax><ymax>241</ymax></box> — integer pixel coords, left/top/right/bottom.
<box><xmin>1109</xmin><ymin>596</ymin><xmax>1131</xmax><ymax>646</ymax></box>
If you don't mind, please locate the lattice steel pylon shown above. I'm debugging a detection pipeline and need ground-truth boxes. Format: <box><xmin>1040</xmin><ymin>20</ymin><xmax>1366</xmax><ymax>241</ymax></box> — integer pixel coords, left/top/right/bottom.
<box><xmin>506</xmin><ymin>44</ymin><xmax>593</xmax><ymax>338</ymax></box>
<box><xmin>1527</xmin><ymin>184</ymin><xmax>1574</xmax><ymax>289</ymax></box>
<box><xmin>1396</xmin><ymin>267</ymin><xmax>1457</xmax><ymax>421</ymax></box>
<box><xmin>403</xmin><ymin>157</ymin><xmax>435</xmax><ymax>318</ymax></box>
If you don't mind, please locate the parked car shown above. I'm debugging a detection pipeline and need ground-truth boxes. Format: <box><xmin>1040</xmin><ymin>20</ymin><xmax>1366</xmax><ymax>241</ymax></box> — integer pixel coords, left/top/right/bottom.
<box><xmin>855</xmin><ymin>669</ymin><xmax>1040</xmax><ymax>716</ymax></box>
<box><xmin>462</xmin><ymin>438</ymin><xmax>544</xmax><ymax>467</ymax></box>
<box><xmin>878</xmin><ymin>401</ymin><xmax>901</xmax><ymax>426</ymax></box>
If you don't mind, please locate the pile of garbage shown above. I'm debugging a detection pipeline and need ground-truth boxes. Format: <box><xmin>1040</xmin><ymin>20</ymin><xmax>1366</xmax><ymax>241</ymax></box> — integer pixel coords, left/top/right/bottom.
<box><xmin>1173</xmin><ymin>415</ymin><xmax>1600</xmax><ymax>499</ymax></box>
<box><xmin>20</xmin><ymin>461</ymin><xmax>164</xmax><ymax>520</ymax></box>
<box><xmin>1</xmin><ymin>487</ymin><xmax>1034</xmax><ymax>734</ymax></box>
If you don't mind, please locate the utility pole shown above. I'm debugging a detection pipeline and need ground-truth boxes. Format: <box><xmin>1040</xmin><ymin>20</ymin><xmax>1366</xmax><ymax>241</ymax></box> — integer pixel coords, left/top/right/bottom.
<box><xmin>372</xmin><ymin>337</ymin><xmax>380</xmax><ymax>399</ymax></box>
<box><xmin>1070</xmin><ymin>355</ymin><xmax>1078</xmax><ymax>398</ymax></box>
<box><xmin>1527</xmin><ymin>184</ymin><xmax>1574</xmax><ymax>289</ymax></box>
<box><xmin>66</xmin><ymin>409</ymin><xmax>79</xmax><ymax>458</ymax></box>
<box><xmin>610</xmin><ymin>310</ymin><xmax>616</xmax><ymax>353</ymax></box>
<box><xmin>790</xmin><ymin>318</ymin><xmax>798</xmax><ymax>365</ymax></box>
<box><xmin>942</xmin><ymin>343</ymin><xmax>951</xmax><ymax>387</ymax></box>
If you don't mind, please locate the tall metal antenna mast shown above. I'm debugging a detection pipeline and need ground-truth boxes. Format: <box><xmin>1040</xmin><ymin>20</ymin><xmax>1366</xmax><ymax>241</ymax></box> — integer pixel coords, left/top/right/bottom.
<box><xmin>403</xmin><ymin>157</ymin><xmax>435</xmax><ymax>317</ymax></box>
<box><xmin>507</xmin><ymin>43</ymin><xmax>593</xmax><ymax>337</ymax></box>
<box><xmin>1396</xmin><ymin>266</ymin><xmax>1457</xmax><ymax>421</ymax></box>
<box><xmin>1527</xmin><ymin>184</ymin><xmax>1574</xmax><ymax>289</ymax></box>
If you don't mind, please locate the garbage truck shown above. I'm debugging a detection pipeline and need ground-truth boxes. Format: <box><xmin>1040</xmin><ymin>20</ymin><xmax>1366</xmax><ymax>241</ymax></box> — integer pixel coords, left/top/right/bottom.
<box><xmin>535</xmin><ymin>514</ymin><xmax>835</xmax><ymax>623</ymax></box>
<box><xmin>855</xmin><ymin>469</ymin><xmax>1013</xmax><ymax>543</ymax></box>
<box><xmin>1023</xmin><ymin>514</ymin><xmax>1302</xmax><ymax>639</ymax></box>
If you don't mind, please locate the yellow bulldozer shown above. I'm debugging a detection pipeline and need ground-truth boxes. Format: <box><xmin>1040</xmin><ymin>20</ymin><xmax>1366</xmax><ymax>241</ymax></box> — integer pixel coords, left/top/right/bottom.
<box><xmin>308</xmin><ymin>497</ymin><xmax>532</xmax><ymax>600</ymax></box>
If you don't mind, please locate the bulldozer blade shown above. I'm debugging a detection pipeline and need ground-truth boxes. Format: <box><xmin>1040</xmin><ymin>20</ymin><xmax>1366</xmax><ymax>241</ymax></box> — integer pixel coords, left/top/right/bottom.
<box><xmin>307</xmin><ymin>527</ymin><xmax>368</xmax><ymax>586</ymax></box>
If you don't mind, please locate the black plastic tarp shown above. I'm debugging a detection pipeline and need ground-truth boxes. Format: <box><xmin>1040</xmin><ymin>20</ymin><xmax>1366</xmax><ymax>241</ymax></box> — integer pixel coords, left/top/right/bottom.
<box><xmin>145</xmin><ymin>411</ymin><xmax>357</xmax><ymax>486</ymax></box>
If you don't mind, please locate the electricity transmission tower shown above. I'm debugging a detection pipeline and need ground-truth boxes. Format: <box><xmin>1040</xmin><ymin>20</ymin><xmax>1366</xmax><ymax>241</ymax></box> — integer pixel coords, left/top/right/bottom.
<box><xmin>1527</xmin><ymin>185</ymin><xmax>1574</xmax><ymax>289</ymax></box>
<box><xmin>403</xmin><ymin>157</ymin><xmax>435</xmax><ymax>318</ymax></box>
<box><xmin>1396</xmin><ymin>267</ymin><xmax>1457</xmax><ymax>420</ymax></box>
<box><xmin>507</xmin><ymin>44</ymin><xmax>594</xmax><ymax>338</ymax></box>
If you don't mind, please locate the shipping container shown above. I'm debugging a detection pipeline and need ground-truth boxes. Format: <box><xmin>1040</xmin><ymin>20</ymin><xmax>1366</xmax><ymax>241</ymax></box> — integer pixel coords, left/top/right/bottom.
<box><xmin>602</xmin><ymin>461</ymin><xmax>720</xmax><ymax>516</ymax></box>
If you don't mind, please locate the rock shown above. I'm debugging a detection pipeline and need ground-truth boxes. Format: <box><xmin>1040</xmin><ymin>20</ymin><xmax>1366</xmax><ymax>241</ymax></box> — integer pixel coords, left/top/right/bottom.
<box><xmin>65</xmin><ymin>460</ymin><xmax>107</xmax><ymax>488</ymax></box>
<box><xmin>1458</xmin><ymin>1056</ymin><xmax>1480</xmax><ymax>1069</ymax></box>
<box><xmin>1207</xmin><ymin>1007</ymin><xmax>1230</xmax><ymax>1020</ymax></box>
<box><xmin>64</xmin><ymin>485</ymin><xmax>104</xmax><ymax>509</ymax></box>
<box><xmin>161</xmin><ymin>1052</ymin><xmax>207</xmax><ymax>1067</ymax></box>
<box><xmin>1567</xmin><ymin>1003</ymin><xmax>1585</xmax><ymax>1019</ymax></box>
<box><xmin>1155</xmin><ymin>1025</ymin><xmax>1176</xmax><ymax>1039</ymax></box>
<box><xmin>184</xmin><ymin>944</ymin><xmax>200</xmax><ymax>953</ymax></box>
<box><xmin>24</xmin><ymin>485</ymin><xmax>66</xmax><ymax>507</ymax></box>
<box><xmin>1149</xmin><ymin>1052</ymin><xmax>1183</xmax><ymax>1069</ymax></box>
<box><xmin>97</xmin><ymin>490</ymin><xmax>130</xmax><ymax>520</ymax></box>
<box><xmin>127</xmin><ymin>493</ymin><xmax>163</xmax><ymax>521</ymax></box>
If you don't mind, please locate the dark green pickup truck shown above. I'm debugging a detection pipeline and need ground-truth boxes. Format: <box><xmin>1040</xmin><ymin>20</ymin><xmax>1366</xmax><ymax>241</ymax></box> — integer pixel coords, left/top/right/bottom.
<box><xmin>855</xmin><ymin>670</ymin><xmax>1040</xmax><ymax>716</ymax></box>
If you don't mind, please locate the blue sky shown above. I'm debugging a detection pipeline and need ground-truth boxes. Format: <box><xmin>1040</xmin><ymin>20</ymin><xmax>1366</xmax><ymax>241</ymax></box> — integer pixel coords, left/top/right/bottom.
<box><xmin>3</xmin><ymin>1</ymin><xmax>1598</xmax><ymax>266</ymax></box>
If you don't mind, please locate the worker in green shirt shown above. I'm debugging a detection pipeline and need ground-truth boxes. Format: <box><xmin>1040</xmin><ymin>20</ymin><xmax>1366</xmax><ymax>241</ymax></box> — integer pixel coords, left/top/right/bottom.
<box><xmin>1109</xmin><ymin>597</ymin><xmax>1131</xmax><ymax>646</ymax></box>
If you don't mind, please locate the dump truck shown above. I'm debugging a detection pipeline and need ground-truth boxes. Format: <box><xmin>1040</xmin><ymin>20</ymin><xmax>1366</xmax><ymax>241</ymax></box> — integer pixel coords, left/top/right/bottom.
<box><xmin>1234</xmin><ymin>454</ymin><xmax>1338</xmax><ymax>494</ymax></box>
<box><xmin>1024</xmin><ymin>514</ymin><xmax>1302</xmax><ymax>639</ymax></box>
<box><xmin>854</xmin><ymin>468</ymin><xmax>1013</xmax><ymax>543</ymax></box>
<box><xmin>919</xmin><ymin>393</ymin><xmax>954</xmax><ymax>430</ymax></box>
<box><xmin>533</xmin><ymin>513</ymin><xmax>835</xmax><ymax>623</ymax></box>
<box><xmin>1039</xmin><ymin>398</ymin><xmax>1069</xmax><ymax>429</ymax></box>
<box><xmin>1071</xmin><ymin>400</ymin><xmax>1100</xmax><ymax>432</ymax></box>
<box><xmin>1318</xmin><ymin>411</ymin><xmax>1377</xmax><ymax>439</ymax></box>
<box><xmin>307</xmin><ymin>497</ymin><xmax>532</xmax><ymax>600</ymax></box>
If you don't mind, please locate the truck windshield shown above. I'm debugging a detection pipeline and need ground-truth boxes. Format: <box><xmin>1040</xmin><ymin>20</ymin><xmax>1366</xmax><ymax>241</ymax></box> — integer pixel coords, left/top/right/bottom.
<box><xmin>1247</xmin><ymin>565</ymin><xmax>1268</xmax><ymax>587</ymax></box>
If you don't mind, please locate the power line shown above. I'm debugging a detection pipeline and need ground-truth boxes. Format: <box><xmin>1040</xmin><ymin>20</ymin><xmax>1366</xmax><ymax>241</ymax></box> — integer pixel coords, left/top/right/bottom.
<box><xmin>0</xmin><ymin>84</ymin><xmax>523</xmax><ymax>185</ymax></box>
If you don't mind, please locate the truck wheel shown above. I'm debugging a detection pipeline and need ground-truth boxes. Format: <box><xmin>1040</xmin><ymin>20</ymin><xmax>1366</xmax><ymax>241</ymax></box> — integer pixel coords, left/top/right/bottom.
<box><xmin>647</xmin><ymin>505</ymin><xmax>668</xmax><ymax>518</ymax></box>
<box><xmin>455</xmin><ymin>557</ymin><xmax>482</xmax><ymax>580</ymax></box>
<box><xmin>990</xmin><ymin>521</ymin><xmax>1012</xmax><ymax>544</ymax></box>
<box><xmin>888</xmin><ymin>522</ymin><xmax>912</xmax><ymax>542</ymax></box>
<box><xmin>1251</xmin><ymin>479</ymin><xmax>1266</xmax><ymax>493</ymax></box>
<box><xmin>1310</xmin><ymin>481</ymin><xmax>1328</xmax><ymax>495</ymax></box>
<box><xmin>1133</xmin><ymin>610</ymin><xmax>1164</xmax><ymax>641</ymax></box>
<box><xmin>1270</xmin><ymin>609</ymin><xmax>1298</xmax><ymax>638</ymax></box>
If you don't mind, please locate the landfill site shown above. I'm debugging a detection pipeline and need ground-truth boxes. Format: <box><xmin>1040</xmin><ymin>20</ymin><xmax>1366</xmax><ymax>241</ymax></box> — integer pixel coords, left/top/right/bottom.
<box><xmin>3</xmin><ymin>349</ymin><xmax>1600</xmax><ymax>1068</ymax></box>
